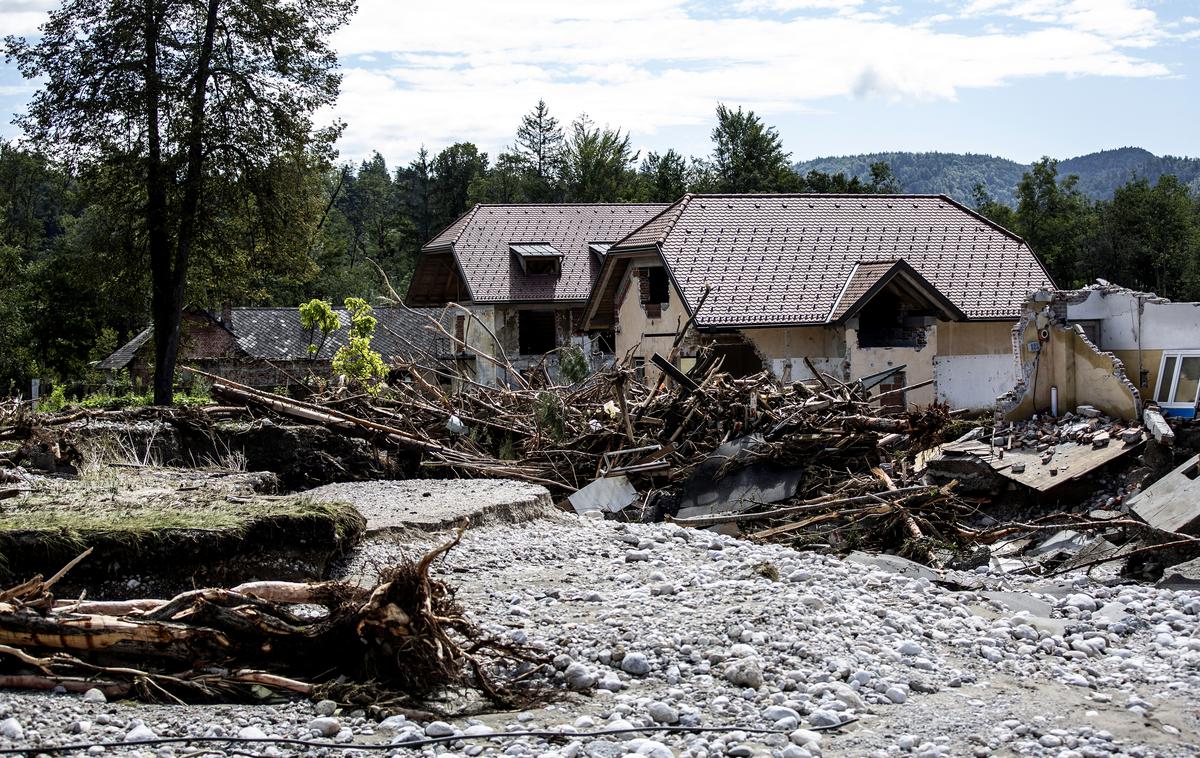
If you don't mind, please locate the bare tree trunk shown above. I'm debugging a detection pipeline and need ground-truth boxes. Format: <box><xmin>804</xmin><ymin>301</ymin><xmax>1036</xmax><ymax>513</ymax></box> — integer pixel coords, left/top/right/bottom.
<box><xmin>150</xmin><ymin>0</ymin><xmax>221</xmax><ymax>406</ymax></box>
<box><xmin>145</xmin><ymin>0</ymin><xmax>175</xmax><ymax>406</ymax></box>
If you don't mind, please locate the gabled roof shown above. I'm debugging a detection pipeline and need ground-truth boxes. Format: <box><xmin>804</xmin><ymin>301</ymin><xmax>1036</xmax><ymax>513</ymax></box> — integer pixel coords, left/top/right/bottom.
<box><xmin>410</xmin><ymin>204</ymin><xmax>669</xmax><ymax>304</ymax></box>
<box><xmin>97</xmin><ymin>327</ymin><xmax>153</xmax><ymax>370</ymax></box>
<box><xmin>827</xmin><ymin>259</ymin><xmax>965</xmax><ymax>323</ymax></box>
<box><xmin>603</xmin><ymin>194</ymin><xmax>1053</xmax><ymax>327</ymax></box>
<box><xmin>99</xmin><ymin>306</ymin><xmax>448</xmax><ymax>368</ymax></box>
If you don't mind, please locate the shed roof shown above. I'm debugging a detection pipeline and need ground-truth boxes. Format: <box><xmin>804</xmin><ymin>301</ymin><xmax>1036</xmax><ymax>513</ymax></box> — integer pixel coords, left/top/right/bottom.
<box><xmin>99</xmin><ymin>306</ymin><xmax>448</xmax><ymax>369</ymax></box>
<box><xmin>602</xmin><ymin>194</ymin><xmax>1053</xmax><ymax>327</ymax></box>
<box><xmin>412</xmin><ymin>204</ymin><xmax>669</xmax><ymax>304</ymax></box>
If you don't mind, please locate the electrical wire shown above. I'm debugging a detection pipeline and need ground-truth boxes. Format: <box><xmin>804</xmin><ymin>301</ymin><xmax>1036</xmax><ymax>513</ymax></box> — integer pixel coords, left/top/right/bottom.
<box><xmin>0</xmin><ymin>719</ymin><xmax>857</xmax><ymax>756</ymax></box>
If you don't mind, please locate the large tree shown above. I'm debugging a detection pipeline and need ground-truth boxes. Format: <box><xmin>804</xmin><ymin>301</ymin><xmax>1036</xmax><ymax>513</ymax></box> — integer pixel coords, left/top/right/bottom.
<box><xmin>6</xmin><ymin>0</ymin><xmax>354</xmax><ymax>404</ymax></box>
<box><xmin>709</xmin><ymin>104</ymin><xmax>799</xmax><ymax>193</ymax></box>
<box><xmin>430</xmin><ymin>143</ymin><xmax>488</xmax><ymax>232</ymax></box>
<box><xmin>1014</xmin><ymin>158</ymin><xmax>1092</xmax><ymax>286</ymax></box>
<box><xmin>513</xmin><ymin>99</ymin><xmax>565</xmax><ymax>201</ymax></box>
<box><xmin>562</xmin><ymin>115</ymin><xmax>637</xmax><ymax>202</ymax></box>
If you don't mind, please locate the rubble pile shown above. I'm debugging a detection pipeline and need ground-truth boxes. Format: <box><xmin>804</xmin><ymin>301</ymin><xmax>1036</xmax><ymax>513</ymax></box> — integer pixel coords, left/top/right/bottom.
<box><xmin>996</xmin><ymin>406</ymin><xmax>1142</xmax><ymax>453</ymax></box>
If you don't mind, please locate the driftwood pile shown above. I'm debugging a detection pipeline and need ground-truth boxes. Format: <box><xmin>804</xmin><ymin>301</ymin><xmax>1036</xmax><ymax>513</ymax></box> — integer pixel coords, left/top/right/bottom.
<box><xmin>0</xmin><ymin>536</ymin><xmax>550</xmax><ymax>707</ymax></box>
<box><xmin>183</xmin><ymin>355</ymin><xmax>949</xmax><ymax>498</ymax></box>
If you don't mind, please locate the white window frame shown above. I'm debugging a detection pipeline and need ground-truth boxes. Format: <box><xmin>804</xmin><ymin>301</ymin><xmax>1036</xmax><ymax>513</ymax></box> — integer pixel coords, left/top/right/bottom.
<box><xmin>1153</xmin><ymin>351</ymin><xmax>1200</xmax><ymax>410</ymax></box>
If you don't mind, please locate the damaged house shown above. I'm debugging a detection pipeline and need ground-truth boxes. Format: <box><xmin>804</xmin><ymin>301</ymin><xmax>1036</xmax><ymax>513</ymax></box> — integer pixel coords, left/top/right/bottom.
<box><xmin>1003</xmin><ymin>282</ymin><xmax>1200</xmax><ymax>420</ymax></box>
<box><xmin>404</xmin><ymin>203</ymin><xmax>669</xmax><ymax>385</ymax></box>
<box><xmin>583</xmin><ymin>194</ymin><xmax>1053</xmax><ymax>410</ymax></box>
<box><xmin>99</xmin><ymin>305</ymin><xmax>445</xmax><ymax>390</ymax></box>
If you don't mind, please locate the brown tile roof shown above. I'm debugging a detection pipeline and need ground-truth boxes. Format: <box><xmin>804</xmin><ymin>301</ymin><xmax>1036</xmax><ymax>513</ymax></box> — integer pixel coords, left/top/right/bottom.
<box><xmin>827</xmin><ymin>259</ymin><xmax>966</xmax><ymax>322</ymax></box>
<box><xmin>418</xmin><ymin>204</ymin><xmax>669</xmax><ymax>303</ymax></box>
<box><xmin>608</xmin><ymin>194</ymin><xmax>1052</xmax><ymax>326</ymax></box>
<box><xmin>827</xmin><ymin>261</ymin><xmax>900</xmax><ymax>322</ymax></box>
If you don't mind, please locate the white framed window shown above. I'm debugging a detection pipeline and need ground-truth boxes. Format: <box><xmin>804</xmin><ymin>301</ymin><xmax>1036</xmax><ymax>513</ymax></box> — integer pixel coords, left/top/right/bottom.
<box><xmin>1153</xmin><ymin>351</ymin><xmax>1200</xmax><ymax>416</ymax></box>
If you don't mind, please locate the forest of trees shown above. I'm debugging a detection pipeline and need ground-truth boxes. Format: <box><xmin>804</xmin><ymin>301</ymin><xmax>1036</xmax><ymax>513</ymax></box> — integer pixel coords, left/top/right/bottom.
<box><xmin>1</xmin><ymin>3</ymin><xmax>1198</xmax><ymax>398</ymax></box>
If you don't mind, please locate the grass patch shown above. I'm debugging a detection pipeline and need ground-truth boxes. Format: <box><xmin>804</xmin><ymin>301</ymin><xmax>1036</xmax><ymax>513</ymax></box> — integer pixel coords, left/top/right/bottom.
<box><xmin>0</xmin><ymin>467</ymin><xmax>365</xmax><ymax>587</ymax></box>
<box><xmin>0</xmin><ymin>495</ymin><xmax>361</xmax><ymax>537</ymax></box>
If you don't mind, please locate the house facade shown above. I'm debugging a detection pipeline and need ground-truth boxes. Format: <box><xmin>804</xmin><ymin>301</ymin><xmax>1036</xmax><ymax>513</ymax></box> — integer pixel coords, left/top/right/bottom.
<box><xmin>404</xmin><ymin>203</ymin><xmax>669</xmax><ymax>386</ymax></box>
<box><xmin>99</xmin><ymin>305</ymin><xmax>446</xmax><ymax>390</ymax></box>
<box><xmin>583</xmin><ymin>194</ymin><xmax>1054</xmax><ymax>411</ymax></box>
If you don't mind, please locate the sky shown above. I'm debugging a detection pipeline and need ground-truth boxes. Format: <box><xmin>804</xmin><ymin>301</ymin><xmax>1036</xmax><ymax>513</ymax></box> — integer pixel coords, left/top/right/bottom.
<box><xmin>2</xmin><ymin>0</ymin><xmax>1199</xmax><ymax>169</ymax></box>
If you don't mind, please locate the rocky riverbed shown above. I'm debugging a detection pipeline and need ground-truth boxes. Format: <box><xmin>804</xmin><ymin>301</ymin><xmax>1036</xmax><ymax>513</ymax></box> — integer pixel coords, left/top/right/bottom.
<box><xmin>2</xmin><ymin>512</ymin><xmax>1198</xmax><ymax>757</ymax></box>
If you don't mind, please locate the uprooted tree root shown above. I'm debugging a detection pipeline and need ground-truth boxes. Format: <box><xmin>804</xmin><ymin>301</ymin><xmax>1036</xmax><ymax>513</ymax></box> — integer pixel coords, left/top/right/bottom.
<box><xmin>0</xmin><ymin>533</ymin><xmax>555</xmax><ymax>710</ymax></box>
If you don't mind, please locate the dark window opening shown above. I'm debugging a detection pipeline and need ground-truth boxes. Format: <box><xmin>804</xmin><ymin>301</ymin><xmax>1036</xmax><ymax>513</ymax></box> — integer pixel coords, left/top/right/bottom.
<box><xmin>711</xmin><ymin>340</ymin><xmax>765</xmax><ymax>378</ymax></box>
<box><xmin>634</xmin><ymin>357</ymin><xmax>647</xmax><ymax>383</ymax></box>
<box><xmin>856</xmin><ymin>291</ymin><xmax>930</xmax><ymax>348</ymax></box>
<box><xmin>595</xmin><ymin>330</ymin><xmax>615</xmax><ymax>354</ymax></box>
<box><xmin>518</xmin><ymin>310</ymin><xmax>557</xmax><ymax>355</ymax></box>
<box><xmin>645</xmin><ymin>268</ymin><xmax>670</xmax><ymax>305</ymax></box>
<box><xmin>524</xmin><ymin>258</ymin><xmax>561</xmax><ymax>276</ymax></box>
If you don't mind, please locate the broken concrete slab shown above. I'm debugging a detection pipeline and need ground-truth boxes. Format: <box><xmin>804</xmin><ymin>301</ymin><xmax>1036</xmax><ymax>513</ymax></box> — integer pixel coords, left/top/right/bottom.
<box><xmin>675</xmin><ymin>435</ymin><xmax>804</xmax><ymax>520</ymax></box>
<box><xmin>568</xmin><ymin>475</ymin><xmax>638</xmax><ymax>515</ymax></box>
<box><xmin>844</xmin><ymin>551</ymin><xmax>941</xmax><ymax>581</ymax></box>
<box><xmin>1157</xmin><ymin>556</ymin><xmax>1200</xmax><ymax>589</ymax></box>
<box><xmin>1143</xmin><ymin>406</ymin><xmax>1175</xmax><ymax>446</ymax></box>
<box><xmin>1026</xmin><ymin>530</ymin><xmax>1092</xmax><ymax>559</ymax></box>
<box><xmin>1128</xmin><ymin>454</ymin><xmax>1200</xmax><ymax>535</ymax></box>
<box><xmin>304</xmin><ymin>479</ymin><xmax>557</xmax><ymax>533</ymax></box>
<box><xmin>981</xmin><ymin>591</ymin><xmax>1055</xmax><ymax>619</ymax></box>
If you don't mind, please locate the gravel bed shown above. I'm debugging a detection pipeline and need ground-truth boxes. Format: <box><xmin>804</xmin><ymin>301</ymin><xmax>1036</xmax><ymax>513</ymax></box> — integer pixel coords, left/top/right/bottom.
<box><xmin>2</xmin><ymin>513</ymin><xmax>1198</xmax><ymax>757</ymax></box>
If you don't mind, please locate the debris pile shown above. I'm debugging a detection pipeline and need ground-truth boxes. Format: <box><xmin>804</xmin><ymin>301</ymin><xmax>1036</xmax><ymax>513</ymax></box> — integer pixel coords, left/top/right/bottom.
<box><xmin>0</xmin><ymin>537</ymin><xmax>551</xmax><ymax>707</ymax></box>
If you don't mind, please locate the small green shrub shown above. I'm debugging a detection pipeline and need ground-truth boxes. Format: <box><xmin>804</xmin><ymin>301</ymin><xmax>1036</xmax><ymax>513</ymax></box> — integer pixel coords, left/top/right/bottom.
<box><xmin>299</xmin><ymin>298</ymin><xmax>340</xmax><ymax>357</ymax></box>
<box><xmin>559</xmin><ymin>344</ymin><xmax>589</xmax><ymax>384</ymax></box>
<box><xmin>332</xmin><ymin>297</ymin><xmax>386</xmax><ymax>393</ymax></box>
<box><xmin>37</xmin><ymin>384</ymin><xmax>67</xmax><ymax>413</ymax></box>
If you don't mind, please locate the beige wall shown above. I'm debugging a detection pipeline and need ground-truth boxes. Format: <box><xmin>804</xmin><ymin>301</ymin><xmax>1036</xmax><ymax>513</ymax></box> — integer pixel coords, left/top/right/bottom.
<box><xmin>614</xmin><ymin>257</ymin><xmax>691</xmax><ymax>382</ymax></box>
<box><xmin>1008</xmin><ymin>313</ymin><xmax>1139</xmax><ymax>420</ymax></box>
<box><xmin>847</xmin><ymin>326</ymin><xmax>936</xmax><ymax>406</ymax></box>
<box><xmin>937</xmin><ymin>321</ymin><xmax>1014</xmax><ymax>355</ymax></box>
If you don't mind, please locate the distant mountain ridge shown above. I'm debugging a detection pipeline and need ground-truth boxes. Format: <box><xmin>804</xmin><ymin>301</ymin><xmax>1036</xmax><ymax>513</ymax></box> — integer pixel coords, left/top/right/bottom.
<box><xmin>793</xmin><ymin>147</ymin><xmax>1200</xmax><ymax>205</ymax></box>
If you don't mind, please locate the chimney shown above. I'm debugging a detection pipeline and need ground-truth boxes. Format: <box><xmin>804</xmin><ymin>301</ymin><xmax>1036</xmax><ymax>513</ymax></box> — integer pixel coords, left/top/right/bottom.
<box><xmin>220</xmin><ymin>302</ymin><xmax>232</xmax><ymax>329</ymax></box>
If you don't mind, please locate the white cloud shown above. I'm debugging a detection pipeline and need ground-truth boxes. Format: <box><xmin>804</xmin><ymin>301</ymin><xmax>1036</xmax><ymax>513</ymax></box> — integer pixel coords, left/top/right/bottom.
<box><xmin>324</xmin><ymin>0</ymin><xmax>1172</xmax><ymax>163</ymax></box>
<box><xmin>961</xmin><ymin>0</ymin><xmax>1161</xmax><ymax>44</ymax></box>
<box><xmin>0</xmin><ymin>0</ymin><xmax>56</xmax><ymax>36</ymax></box>
<box><xmin>0</xmin><ymin>0</ymin><xmax>1180</xmax><ymax>165</ymax></box>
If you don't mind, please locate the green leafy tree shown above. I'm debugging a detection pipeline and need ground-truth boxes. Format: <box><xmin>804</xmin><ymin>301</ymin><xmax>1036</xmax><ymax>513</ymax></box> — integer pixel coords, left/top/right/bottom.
<box><xmin>563</xmin><ymin>115</ymin><xmax>638</xmax><ymax>202</ymax></box>
<box><xmin>431</xmin><ymin>143</ymin><xmax>489</xmax><ymax>232</ymax></box>
<box><xmin>469</xmin><ymin>151</ymin><xmax>533</xmax><ymax>204</ymax></box>
<box><xmin>971</xmin><ymin>182</ymin><xmax>1019</xmax><ymax>230</ymax></box>
<box><xmin>332</xmin><ymin>297</ymin><xmax>386</xmax><ymax>391</ymax></box>
<box><xmin>6</xmin><ymin>0</ymin><xmax>355</xmax><ymax>405</ymax></box>
<box><xmin>709</xmin><ymin>104</ymin><xmax>799</xmax><ymax>193</ymax></box>
<box><xmin>299</xmin><ymin>298</ymin><xmax>340</xmax><ymax>356</ymax></box>
<box><xmin>1015</xmin><ymin>158</ymin><xmax>1093</xmax><ymax>286</ymax></box>
<box><xmin>1084</xmin><ymin>176</ymin><xmax>1200</xmax><ymax>297</ymax></box>
<box><xmin>637</xmin><ymin>150</ymin><xmax>689</xmax><ymax>202</ymax></box>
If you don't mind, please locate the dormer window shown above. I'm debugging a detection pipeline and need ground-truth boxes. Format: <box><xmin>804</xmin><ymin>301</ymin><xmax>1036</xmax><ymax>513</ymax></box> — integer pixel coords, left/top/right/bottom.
<box><xmin>511</xmin><ymin>243</ymin><xmax>563</xmax><ymax>277</ymax></box>
<box><xmin>588</xmin><ymin>242</ymin><xmax>611</xmax><ymax>262</ymax></box>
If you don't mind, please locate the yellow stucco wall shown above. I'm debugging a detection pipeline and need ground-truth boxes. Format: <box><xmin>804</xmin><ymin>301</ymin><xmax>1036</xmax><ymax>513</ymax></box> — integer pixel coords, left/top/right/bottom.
<box><xmin>848</xmin><ymin>327</ymin><xmax>936</xmax><ymax>406</ymax></box>
<box><xmin>937</xmin><ymin>321</ymin><xmax>1014</xmax><ymax>355</ymax></box>
<box><xmin>1009</xmin><ymin>315</ymin><xmax>1139</xmax><ymax>420</ymax></box>
<box><xmin>1110</xmin><ymin>348</ymin><xmax>1163</xmax><ymax>398</ymax></box>
<box><xmin>614</xmin><ymin>259</ymin><xmax>689</xmax><ymax>383</ymax></box>
<box><xmin>743</xmin><ymin>327</ymin><xmax>844</xmax><ymax>359</ymax></box>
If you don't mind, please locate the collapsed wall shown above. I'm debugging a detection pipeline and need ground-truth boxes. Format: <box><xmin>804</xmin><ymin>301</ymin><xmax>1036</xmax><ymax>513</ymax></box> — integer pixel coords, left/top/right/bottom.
<box><xmin>1000</xmin><ymin>288</ymin><xmax>1142</xmax><ymax>420</ymax></box>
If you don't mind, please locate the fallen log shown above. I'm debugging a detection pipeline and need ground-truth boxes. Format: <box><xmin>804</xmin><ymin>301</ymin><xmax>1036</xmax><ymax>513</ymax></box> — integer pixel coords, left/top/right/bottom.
<box><xmin>0</xmin><ymin>532</ymin><xmax>554</xmax><ymax>707</ymax></box>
